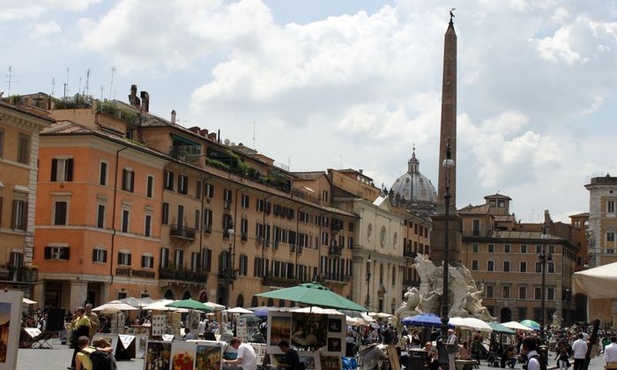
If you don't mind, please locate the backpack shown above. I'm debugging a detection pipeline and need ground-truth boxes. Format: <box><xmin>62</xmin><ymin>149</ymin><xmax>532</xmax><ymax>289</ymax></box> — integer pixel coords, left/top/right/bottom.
<box><xmin>82</xmin><ymin>347</ymin><xmax>117</xmax><ymax>370</ymax></box>
<box><xmin>529</xmin><ymin>354</ymin><xmax>547</xmax><ymax>370</ymax></box>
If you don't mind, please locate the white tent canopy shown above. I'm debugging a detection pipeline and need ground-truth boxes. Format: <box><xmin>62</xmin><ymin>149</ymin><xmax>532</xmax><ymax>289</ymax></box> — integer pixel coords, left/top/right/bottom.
<box><xmin>572</xmin><ymin>262</ymin><xmax>617</xmax><ymax>322</ymax></box>
<box><xmin>501</xmin><ymin>321</ymin><xmax>535</xmax><ymax>331</ymax></box>
<box><xmin>449</xmin><ymin>317</ymin><xmax>493</xmax><ymax>332</ymax></box>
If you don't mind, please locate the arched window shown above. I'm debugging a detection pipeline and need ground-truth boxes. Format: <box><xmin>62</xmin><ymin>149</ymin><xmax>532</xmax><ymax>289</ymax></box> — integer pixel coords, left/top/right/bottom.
<box><xmin>236</xmin><ymin>294</ymin><xmax>244</xmax><ymax>307</ymax></box>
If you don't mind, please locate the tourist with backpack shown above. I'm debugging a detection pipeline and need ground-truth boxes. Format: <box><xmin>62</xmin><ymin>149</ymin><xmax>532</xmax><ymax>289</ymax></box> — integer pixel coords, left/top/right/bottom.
<box><xmin>74</xmin><ymin>335</ymin><xmax>116</xmax><ymax>370</ymax></box>
<box><xmin>522</xmin><ymin>337</ymin><xmax>546</xmax><ymax>370</ymax></box>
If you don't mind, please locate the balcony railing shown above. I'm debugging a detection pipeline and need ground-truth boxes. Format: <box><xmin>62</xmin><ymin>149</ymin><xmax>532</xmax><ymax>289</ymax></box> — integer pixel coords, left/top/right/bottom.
<box><xmin>262</xmin><ymin>275</ymin><xmax>300</xmax><ymax>288</ymax></box>
<box><xmin>322</xmin><ymin>273</ymin><xmax>350</xmax><ymax>283</ymax></box>
<box><xmin>159</xmin><ymin>267</ymin><xmax>208</xmax><ymax>283</ymax></box>
<box><xmin>6</xmin><ymin>267</ymin><xmax>38</xmax><ymax>283</ymax></box>
<box><xmin>170</xmin><ymin>225</ymin><xmax>196</xmax><ymax>241</ymax></box>
<box><xmin>116</xmin><ymin>267</ymin><xmax>156</xmax><ymax>279</ymax></box>
<box><xmin>218</xmin><ymin>268</ymin><xmax>238</xmax><ymax>283</ymax></box>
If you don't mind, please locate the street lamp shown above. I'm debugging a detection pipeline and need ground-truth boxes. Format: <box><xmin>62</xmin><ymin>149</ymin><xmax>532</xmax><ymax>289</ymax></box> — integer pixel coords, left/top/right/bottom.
<box><xmin>440</xmin><ymin>139</ymin><xmax>455</xmax><ymax>370</ymax></box>
<box><xmin>365</xmin><ymin>254</ymin><xmax>372</xmax><ymax>312</ymax></box>
<box><xmin>226</xmin><ymin>217</ymin><xmax>235</xmax><ymax>309</ymax></box>
<box><xmin>538</xmin><ymin>228</ymin><xmax>553</xmax><ymax>343</ymax></box>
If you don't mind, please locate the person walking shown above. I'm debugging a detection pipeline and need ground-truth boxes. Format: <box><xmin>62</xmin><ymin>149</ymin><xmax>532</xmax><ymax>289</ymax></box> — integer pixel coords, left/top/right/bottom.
<box><xmin>447</xmin><ymin>329</ymin><xmax>459</xmax><ymax>370</ymax></box>
<box><xmin>222</xmin><ymin>337</ymin><xmax>257</xmax><ymax>370</ymax></box>
<box><xmin>522</xmin><ymin>337</ymin><xmax>541</xmax><ymax>370</ymax></box>
<box><xmin>604</xmin><ymin>336</ymin><xmax>617</xmax><ymax>369</ymax></box>
<box><xmin>572</xmin><ymin>333</ymin><xmax>588</xmax><ymax>370</ymax></box>
<box><xmin>84</xmin><ymin>304</ymin><xmax>100</xmax><ymax>339</ymax></box>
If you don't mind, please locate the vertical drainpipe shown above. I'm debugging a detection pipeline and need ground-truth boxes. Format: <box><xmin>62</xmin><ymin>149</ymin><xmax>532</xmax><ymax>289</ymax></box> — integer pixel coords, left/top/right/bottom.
<box><xmin>110</xmin><ymin>146</ymin><xmax>128</xmax><ymax>286</ymax></box>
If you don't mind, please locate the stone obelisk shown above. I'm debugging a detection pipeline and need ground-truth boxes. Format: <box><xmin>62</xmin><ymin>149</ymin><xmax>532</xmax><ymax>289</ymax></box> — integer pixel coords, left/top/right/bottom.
<box><xmin>430</xmin><ymin>14</ymin><xmax>462</xmax><ymax>264</ymax></box>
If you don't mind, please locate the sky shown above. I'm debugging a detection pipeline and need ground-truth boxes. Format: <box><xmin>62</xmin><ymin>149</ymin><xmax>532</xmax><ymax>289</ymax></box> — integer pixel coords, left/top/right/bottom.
<box><xmin>2</xmin><ymin>0</ymin><xmax>616</xmax><ymax>224</ymax></box>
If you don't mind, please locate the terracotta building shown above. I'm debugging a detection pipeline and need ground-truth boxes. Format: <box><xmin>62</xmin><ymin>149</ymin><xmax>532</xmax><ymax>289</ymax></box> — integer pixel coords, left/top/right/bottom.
<box><xmin>0</xmin><ymin>101</ymin><xmax>53</xmax><ymax>293</ymax></box>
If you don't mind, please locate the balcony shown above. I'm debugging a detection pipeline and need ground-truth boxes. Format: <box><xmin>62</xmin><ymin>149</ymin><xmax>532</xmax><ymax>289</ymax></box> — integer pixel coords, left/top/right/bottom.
<box><xmin>115</xmin><ymin>268</ymin><xmax>156</xmax><ymax>279</ymax></box>
<box><xmin>170</xmin><ymin>225</ymin><xmax>196</xmax><ymax>241</ymax></box>
<box><xmin>159</xmin><ymin>267</ymin><xmax>208</xmax><ymax>283</ymax></box>
<box><xmin>5</xmin><ymin>266</ymin><xmax>38</xmax><ymax>283</ymax></box>
<box><xmin>262</xmin><ymin>275</ymin><xmax>300</xmax><ymax>288</ymax></box>
<box><xmin>328</xmin><ymin>246</ymin><xmax>342</xmax><ymax>256</ymax></box>
<box><xmin>321</xmin><ymin>273</ymin><xmax>350</xmax><ymax>283</ymax></box>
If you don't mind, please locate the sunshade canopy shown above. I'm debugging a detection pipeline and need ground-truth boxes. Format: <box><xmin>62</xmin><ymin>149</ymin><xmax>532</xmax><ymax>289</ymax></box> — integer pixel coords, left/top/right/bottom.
<box><xmin>255</xmin><ymin>283</ymin><xmax>367</xmax><ymax>311</ymax></box>
<box><xmin>290</xmin><ymin>306</ymin><xmax>343</xmax><ymax>315</ymax></box>
<box><xmin>501</xmin><ymin>321</ymin><xmax>535</xmax><ymax>331</ymax></box>
<box><xmin>520</xmin><ymin>319</ymin><xmax>540</xmax><ymax>330</ymax></box>
<box><xmin>573</xmin><ymin>262</ymin><xmax>617</xmax><ymax>298</ymax></box>
<box><xmin>93</xmin><ymin>301</ymin><xmax>139</xmax><ymax>313</ymax></box>
<box><xmin>22</xmin><ymin>298</ymin><xmax>37</xmax><ymax>305</ymax></box>
<box><xmin>225</xmin><ymin>307</ymin><xmax>253</xmax><ymax>314</ymax></box>
<box><xmin>401</xmin><ymin>313</ymin><xmax>443</xmax><ymax>327</ymax></box>
<box><xmin>449</xmin><ymin>317</ymin><xmax>493</xmax><ymax>332</ymax></box>
<box><xmin>166</xmin><ymin>298</ymin><xmax>213</xmax><ymax>312</ymax></box>
<box><xmin>488</xmin><ymin>322</ymin><xmax>515</xmax><ymax>334</ymax></box>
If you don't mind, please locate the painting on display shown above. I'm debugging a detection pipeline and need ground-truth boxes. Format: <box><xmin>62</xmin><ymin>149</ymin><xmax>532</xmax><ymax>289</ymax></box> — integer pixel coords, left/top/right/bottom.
<box><xmin>195</xmin><ymin>342</ymin><xmax>223</xmax><ymax>370</ymax></box>
<box><xmin>0</xmin><ymin>290</ymin><xmax>21</xmax><ymax>370</ymax></box>
<box><xmin>290</xmin><ymin>313</ymin><xmax>327</xmax><ymax>350</ymax></box>
<box><xmin>268</xmin><ymin>314</ymin><xmax>291</xmax><ymax>346</ymax></box>
<box><xmin>144</xmin><ymin>340</ymin><xmax>171</xmax><ymax>370</ymax></box>
<box><xmin>170</xmin><ymin>340</ymin><xmax>196</xmax><ymax>370</ymax></box>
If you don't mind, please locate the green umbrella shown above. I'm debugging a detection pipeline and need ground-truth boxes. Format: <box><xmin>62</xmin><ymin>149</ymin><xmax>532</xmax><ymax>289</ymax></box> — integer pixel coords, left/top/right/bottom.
<box><xmin>488</xmin><ymin>322</ymin><xmax>515</xmax><ymax>334</ymax></box>
<box><xmin>255</xmin><ymin>282</ymin><xmax>367</xmax><ymax>312</ymax></box>
<box><xmin>165</xmin><ymin>298</ymin><xmax>213</xmax><ymax>312</ymax></box>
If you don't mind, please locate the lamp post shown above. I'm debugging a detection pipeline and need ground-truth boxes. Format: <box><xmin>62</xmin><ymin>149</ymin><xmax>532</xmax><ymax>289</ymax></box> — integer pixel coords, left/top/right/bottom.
<box><xmin>538</xmin><ymin>228</ymin><xmax>552</xmax><ymax>343</ymax></box>
<box><xmin>365</xmin><ymin>254</ymin><xmax>372</xmax><ymax>312</ymax></box>
<box><xmin>440</xmin><ymin>139</ymin><xmax>455</xmax><ymax>370</ymax></box>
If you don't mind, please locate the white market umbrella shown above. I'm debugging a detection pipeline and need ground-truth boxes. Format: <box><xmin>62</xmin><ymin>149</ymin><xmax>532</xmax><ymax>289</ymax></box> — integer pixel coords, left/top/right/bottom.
<box><xmin>573</xmin><ymin>262</ymin><xmax>617</xmax><ymax>322</ymax></box>
<box><xmin>204</xmin><ymin>301</ymin><xmax>226</xmax><ymax>311</ymax></box>
<box><xmin>501</xmin><ymin>321</ymin><xmax>535</xmax><ymax>332</ymax></box>
<box><xmin>143</xmin><ymin>299</ymin><xmax>185</xmax><ymax>311</ymax></box>
<box><xmin>290</xmin><ymin>306</ymin><xmax>343</xmax><ymax>315</ymax></box>
<box><xmin>22</xmin><ymin>298</ymin><xmax>37</xmax><ymax>305</ymax></box>
<box><xmin>224</xmin><ymin>307</ymin><xmax>253</xmax><ymax>314</ymax></box>
<box><xmin>93</xmin><ymin>301</ymin><xmax>139</xmax><ymax>314</ymax></box>
<box><xmin>372</xmin><ymin>312</ymin><xmax>393</xmax><ymax>319</ymax></box>
<box><xmin>449</xmin><ymin>317</ymin><xmax>493</xmax><ymax>332</ymax></box>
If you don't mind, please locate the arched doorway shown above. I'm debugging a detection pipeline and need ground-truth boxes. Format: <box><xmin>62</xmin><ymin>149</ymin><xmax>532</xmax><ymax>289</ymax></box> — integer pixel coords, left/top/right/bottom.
<box><xmin>278</xmin><ymin>299</ymin><xmax>285</xmax><ymax>307</ymax></box>
<box><xmin>218</xmin><ymin>287</ymin><xmax>226</xmax><ymax>306</ymax></box>
<box><xmin>267</xmin><ymin>298</ymin><xmax>274</xmax><ymax>306</ymax></box>
<box><xmin>164</xmin><ymin>289</ymin><xmax>174</xmax><ymax>300</ymax></box>
<box><xmin>199</xmin><ymin>290</ymin><xmax>208</xmax><ymax>303</ymax></box>
<box><xmin>182</xmin><ymin>291</ymin><xmax>191</xmax><ymax>300</ymax></box>
<box><xmin>500</xmin><ymin>307</ymin><xmax>512</xmax><ymax>323</ymax></box>
<box><xmin>236</xmin><ymin>294</ymin><xmax>244</xmax><ymax>308</ymax></box>
<box><xmin>251</xmin><ymin>296</ymin><xmax>258</xmax><ymax>307</ymax></box>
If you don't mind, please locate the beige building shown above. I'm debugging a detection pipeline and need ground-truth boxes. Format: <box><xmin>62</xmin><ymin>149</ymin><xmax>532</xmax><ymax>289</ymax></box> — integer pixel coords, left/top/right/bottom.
<box><xmin>458</xmin><ymin>194</ymin><xmax>580</xmax><ymax>325</ymax></box>
<box><xmin>0</xmin><ymin>101</ymin><xmax>52</xmax><ymax>293</ymax></box>
<box><xmin>585</xmin><ymin>175</ymin><xmax>617</xmax><ymax>268</ymax></box>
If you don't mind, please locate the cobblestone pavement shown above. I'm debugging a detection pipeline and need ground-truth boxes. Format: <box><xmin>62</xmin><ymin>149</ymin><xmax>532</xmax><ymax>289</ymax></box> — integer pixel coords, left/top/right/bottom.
<box><xmin>16</xmin><ymin>343</ymin><xmax>610</xmax><ymax>370</ymax></box>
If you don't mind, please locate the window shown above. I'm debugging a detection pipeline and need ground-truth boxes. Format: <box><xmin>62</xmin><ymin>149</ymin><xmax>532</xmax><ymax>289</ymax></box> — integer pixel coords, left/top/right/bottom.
<box><xmin>174</xmin><ymin>249</ymin><xmax>184</xmax><ymax>269</ymax></box>
<box><xmin>503</xmin><ymin>261</ymin><xmax>510</xmax><ymax>272</ymax></box>
<box><xmin>51</xmin><ymin>158</ymin><xmax>74</xmax><ymax>182</ymax></box>
<box><xmin>194</xmin><ymin>210</ymin><xmax>200</xmax><ymax>230</ymax></box>
<box><xmin>504</xmin><ymin>244</ymin><xmax>511</xmax><ymax>253</ymax></box>
<box><xmin>503</xmin><ymin>286</ymin><xmax>510</xmax><ymax>299</ymax></box>
<box><xmin>520</xmin><ymin>261</ymin><xmax>527</xmax><ymax>273</ymax></box>
<box><xmin>164</xmin><ymin>170</ymin><xmax>174</xmax><ymax>190</ymax></box>
<box><xmin>118</xmin><ymin>251</ymin><xmax>132</xmax><ymax>266</ymax></box>
<box><xmin>178</xmin><ymin>174</ymin><xmax>188</xmax><ymax>194</ymax></box>
<box><xmin>144</xmin><ymin>215</ymin><xmax>152</xmax><ymax>237</ymax></box>
<box><xmin>548</xmin><ymin>262</ymin><xmax>555</xmax><ymax>273</ymax></box>
<box><xmin>534</xmin><ymin>287</ymin><xmax>542</xmax><ymax>300</ymax></box>
<box><xmin>142</xmin><ymin>254</ymin><xmax>154</xmax><ymax>268</ymax></box>
<box><xmin>242</xmin><ymin>194</ymin><xmax>250</xmax><ymax>209</ymax></box>
<box><xmin>241</xmin><ymin>218</ymin><xmax>248</xmax><ymax>241</ymax></box>
<box><xmin>160</xmin><ymin>248</ymin><xmax>170</xmax><ymax>268</ymax></box>
<box><xmin>92</xmin><ymin>248</ymin><xmax>107</xmax><ymax>263</ymax></box>
<box><xmin>99</xmin><ymin>162</ymin><xmax>108</xmax><ymax>186</ymax></box>
<box><xmin>122</xmin><ymin>169</ymin><xmax>135</xmax><ymax>192</ymax></box>
<box><xmin>547</xmin><ymin>287</ymin><xmax>555</xmax><ymax>300</ymax></box>
<box><xmin>609</xmin><ymin>200</ymin><xmax>616</xmax><ymax>214</ymax></box>
<box><xmin>146</xmin><ymin>175</ymin><xmax>154</xmax><ymax>198</ymax></box>
<box><xmin>519</xmin><ymin>286</ymin><xmax>527</xmax><ymax>299</ymax></box>
<box><xmin>122</xmin><ymin>209</ymin><xmax>130</xmax><ymax>233</ymax></box>
<box><xmin>195</xmin><ymin>181</ymin><xmax>202</xmax><ymax>200</ymax></box>
<box><xmin>203</xmin><ymin>209</ymin><xmax>213</xmax><ymax>233</ymax></box>
<box><xmin>17</xmin><ymin>133</ymin><xmax>30</xmax><ymax>164</ymax></box>
<box><xmin>471</xmin><ymin>260</ymin><xmax>479</xmax><ymax>270</ymax></box>
<box><xmin>535</xmin><ymin>245</ymin><xmax>542</xmax><ymax>254</ymax></box>
<box><xmin>488</xmin><ymin>244</ymin><xmax>494</xmax><ymax>253</ymax></box>
<box><xmin>11</xmin><ymin>199</ymin><xmax>27</xmax><ymax>231</ymax></box>
<box><xmin>44</xmin><ymin>245</ymin><xmax>70</xmax><ymax>260</ymax></box>
<box><xmin>472</xmin><ymin>219</ymin><xmax>480</xmax><ymax>236</ymax></box>
<box><xmin>487</xmin><ymin>260</ymin><xmax>494</xmax><ymax>271</ymax></box>
<box><xmin>202</xmin><ymin>248</ymin><xmax>212</xmax><ymax>272</ymax></box>
<box><xmin>239</xmin><ymin>255</ymin><xmax>248</xmax><ymax>276</ymax></box>
<box><xmin>205</xmin><ymin>183</ymin><xmax>214</xmax><ymax>198</ymax></box>
<box><xmin>535</xmin><ymin>262</ymin><xmax>542</xmax><ymax>273</ymax></box>
<box><xmin>607</xmin><ymin>232</ymin><xmax>615</xmax><ymax>242</ymax></box>
<box><xmin>486</xmin><ymin>285</ymin><xmax>494</xmax><ymax>298</ymax></box>
<box><xmin>191</xmin><ymin>252</ymin><xmax>200</xmax><ymax>271</ymax></box>
<box><xmin>162</xmin><ymin>203</ymin><xmax>169</xmax><ymax>225</ymax></box>
<box><xmin>521</xmin><ymin>244</ymin><xmax>527</xmax><ymax>253</ymax></box>
<box><xmin>54</xmin><ymin>200</ymin><xmax>68</xmax><ymax>225</ymax></box>
<box><xmin>97</xmin><ymin>204</ymin><xmax>105</xmax><ymax>228</ymax></box>
<box><xmin>472</xmin><ymin>244</ymin><xmax>479</xmax><ymax>253</ymax></box>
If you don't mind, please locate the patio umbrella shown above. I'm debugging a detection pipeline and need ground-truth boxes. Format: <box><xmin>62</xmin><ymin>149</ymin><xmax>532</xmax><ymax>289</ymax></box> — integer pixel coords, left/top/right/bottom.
<box><xmin>239</xmin><ymin>314</ymin><xmax>263</xmax><ymax>324</ymax></box>
<box><xmin>255</xmin><ymin>282</ymin><xmax>367</xmax><ymax>311</ymax></box>
<box><xmin>449</xmin><ymin>317</ymin><xmax>493</xmax><ymax>332</ymax></box>
<box><xmin>401</xmin><ymin>313</ymin><xmax>443</xmax><ymax>327</ymax></box>
<box><xmin>118</xmin><ymin>297</ymin><xmax>154</xmax><ymax>308</ymax></box>
<box><xmin>22</xmin><ymin>298</ymin><xmax>37</xmax><ymax>305</ymax></box>
<box><xmin>488</xmin><ymin>322</ymin><xmax>515</xmax><ymax>334</ymax></box>
<box><xmin>290</xmin><ymin>306</ymin><xmax>343</xmax><ymax>315</ymax></box>
<box><xmin>143</xmin><ymin>299</ymin><xmax>183</xmax><ymax>311</ymax></box>
<box><xmin>520</xmin><ymin>319</ymin><xmax>540</xmax><ymax>330</ymax></box>
<box><xmin>204</xmin><ymin>301</ymin><xmax>226</xmax><ymax>311</ymax></box>
<box><xmin>251</xmin><ymin>307</ymin><xmax>273</xmax><ymax>318</ymax></box>
<box><xmin>224</xmin><ymin>307</ymin><xmax>253</xmax><ymax>314</ymax></box>
<box><xmin>93</xmin><ymin>301</ymin><xmax>139</xmax><ymax>314</ymax></box>
<box><xmin>166</xmin><ymin>298</ymin><xmax>213</xmax><ymax>312</ymax></box>
<box><xmin>501</xmin><ymin>321</ymin><xmax>535</xmax><ymax>332</ymax></box>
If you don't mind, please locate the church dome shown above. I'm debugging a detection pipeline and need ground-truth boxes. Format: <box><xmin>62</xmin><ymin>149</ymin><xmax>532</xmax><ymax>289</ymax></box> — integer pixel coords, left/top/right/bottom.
<box><xmin>390</xmin><ymin>149</ymin><xmax>437</xmax><ymax>216</ymax></box>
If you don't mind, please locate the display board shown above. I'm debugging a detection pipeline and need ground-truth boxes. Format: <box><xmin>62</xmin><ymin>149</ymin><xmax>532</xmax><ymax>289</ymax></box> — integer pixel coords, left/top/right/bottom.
<box><xmin>0</xmin><ymin>290</ymin><xmax>23</xmax><ymax>370</ymax></box>
<box><xmin>266</xmin><ymin>311</ymin><xmax>345</xmax><ymax>370</ymax></box>
<box><xmin>144</xmin><ymin>339</ymin><xmax>226</xmax><ymax>370</ymax></box>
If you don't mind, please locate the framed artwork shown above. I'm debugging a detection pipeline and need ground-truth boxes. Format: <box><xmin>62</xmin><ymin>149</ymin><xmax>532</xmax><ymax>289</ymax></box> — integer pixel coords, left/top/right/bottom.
<box><xmin>299</xmin><ymin>354</ymin><xmax>319</xmax><ymax>370</ymax></box>
<box><xmin>290</xmin><ymin>313</ymin><xmax>327</xmax><ymax>350</ymax></box>
<box><xmin>195</xmin><ymin>342</ymin><xmax>223</xmax><ymax>370</ymax></box>
<box><xmin>170</xmin><ymin>340</ymin><xmax>196</xmax><ymax>370</ymax></box>
<box><xmin>0</xmin><ymin>290</ymin><xmax>21</xmax><ymax>370</ymax></box>
<box><xmin>268</xmin><ymin>314</ymin><xmax>291</xmax><ymax>346</ymax></box>
<box><xmin>327</xmin><ymin>337</ymin><xmax>341</xmax><ymax>352</ymax></box>
<box><xmin>327</xmin><ymin>318</ymin><xmax>342</xmax><ymax>333</ymax></box>
<box><xmin>145</xmin><ymin>340</ymin><xmax>172</xmax><ymax>370</ymax></box>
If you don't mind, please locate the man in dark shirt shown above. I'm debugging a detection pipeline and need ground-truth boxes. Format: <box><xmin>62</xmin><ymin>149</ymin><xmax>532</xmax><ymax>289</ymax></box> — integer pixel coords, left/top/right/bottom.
<box><xmin>277</xmin><ymin>340</ymin><xmax>301</xmax><ymax>370</ymax></box>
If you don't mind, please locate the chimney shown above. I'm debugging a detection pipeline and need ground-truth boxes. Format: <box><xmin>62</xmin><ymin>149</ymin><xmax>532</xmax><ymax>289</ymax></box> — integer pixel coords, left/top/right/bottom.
<box><xmin>544</xmin><ymin>210</ymin><xmax>552</xmax><ymax>225</ymax></box>
<box><xmin>200</xmin><ymin>129</ymin><xmax>209</xmax><ymax>137</ymax></box>
<box><xmin>140</xmin><ymin>91</ymin><xmax>149</xmax><ymax>112</ymax></box>
<box><xmin>171</xmin><ymin>110</ymin><xmax>176</xmax><ymax>124</ymax></box>
<box><xmin>129</xmin><ymin>84</ymin><xmax>140</xmax><ymax>108</ymax></box>
<box><xmin>208</xmin><ymin>133</ymin><xmax>217</xmax><ymax>141</ymax></box>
